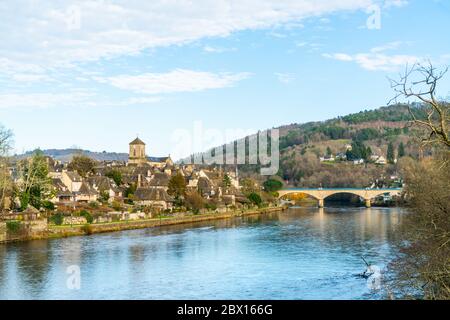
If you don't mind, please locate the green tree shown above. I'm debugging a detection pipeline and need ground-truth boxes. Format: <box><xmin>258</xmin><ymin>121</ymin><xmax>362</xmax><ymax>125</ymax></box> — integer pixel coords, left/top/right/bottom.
<box><xmin>346</xmin><ymin>140</ymin><xmax>370</xmax><ymax>161</ymax></box>
<box><xmin>68</xmin><ymin>155</ymin><xmax>97</xmax><ymax>178</ymax></box>
<box><xmin>248</xmin><ymin>193</ymin><xmax>262</xmax><ymax>207</ymax></box>
<box><xmin>124</xmin><ymin>183</ymin><xmax>136</xmax><ymax>204</ymax></box>
<box><xmin>16</xmin><ymin>150</ymin><xmax>52</xmax><ymax>210</ymax></box>
<box><xmin>387</xmin><ymin>142</ymin><xmax>395</xmax><ymax>164</ymax></box>
<box><xmin>263</xmin><ymin>178</ymin><xmax>283</xmax><ymax>193</ymax></box>
<box><xmin>100</xmin><ymin>191</ymin><xmax>110</xmax><ymax>203</ymax></box>
<box><xmin>398</xmin><ymin>142</ymin><xmax>406</xmax><ymax>158</ymax></box>
<box><xmin>79</xmin><ymin>210</ymin><xmax>94</xmax><ymax>224</ymax></box>
<box><xmin>168</xmin><ymin>172</ymin><xmax>186</xmax><ymax>200</ymax></box>
<box><xmin>326</xmin><ymin>146</ymin><xmax>332</xmax><ymax>156</ymax></box>
<box><xmin>105</xmin><ymin>169</ymin><xmax>122</xmax><ymax>186</ymax></box>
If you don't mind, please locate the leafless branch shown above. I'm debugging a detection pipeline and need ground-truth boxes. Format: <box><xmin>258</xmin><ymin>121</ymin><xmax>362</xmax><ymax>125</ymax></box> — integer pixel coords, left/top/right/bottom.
<box><xmin>388</xmin><ymin>62</ymin><xmax>449</xmax><ymax>148</ymax></box>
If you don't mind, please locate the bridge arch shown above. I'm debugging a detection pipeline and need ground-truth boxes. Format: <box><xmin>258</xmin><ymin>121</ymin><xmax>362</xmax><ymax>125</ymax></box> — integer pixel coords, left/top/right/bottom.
<box><xmin>278</xmin><ymin>188</ymin><xmax>402</xmax><ymax>208</ymax></box>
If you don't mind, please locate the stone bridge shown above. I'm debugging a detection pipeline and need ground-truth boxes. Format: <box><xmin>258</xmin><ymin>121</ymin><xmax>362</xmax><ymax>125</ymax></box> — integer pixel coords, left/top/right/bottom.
<box><xmin>278</xmin><ymin>188</ymin><xmax>402</xmax><ymax>208</ymax></box>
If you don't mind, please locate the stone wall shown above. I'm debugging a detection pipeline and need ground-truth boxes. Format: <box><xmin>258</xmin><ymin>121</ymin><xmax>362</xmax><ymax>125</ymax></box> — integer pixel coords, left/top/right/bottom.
<box><xmin>63</xmin><ymin>216</ymin><xmax>87</xmax><ymax>225</ymax></box>
<box><xmin>0</xmin><ymin>222</ymin><xmax>6</xmax><ymax>242</ymax></box>
<box><xmin>0</xmin><ymin>219</ymin><xmax>48</xmax><ymax>243</ymax></box>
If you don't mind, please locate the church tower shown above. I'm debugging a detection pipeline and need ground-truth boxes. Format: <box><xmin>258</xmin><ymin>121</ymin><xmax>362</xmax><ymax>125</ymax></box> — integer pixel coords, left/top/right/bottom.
<box><xmin>128</xmin><ymin>137</ymin><xmax>147</xmax><ymax>165</ymax></box>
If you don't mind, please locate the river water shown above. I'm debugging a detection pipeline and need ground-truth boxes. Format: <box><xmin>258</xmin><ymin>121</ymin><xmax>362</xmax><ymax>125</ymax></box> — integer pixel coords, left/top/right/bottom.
<box><xmin>0</xmin><ymin>207</ymin><xmax>404</xmax><ymax>300</ymax></box>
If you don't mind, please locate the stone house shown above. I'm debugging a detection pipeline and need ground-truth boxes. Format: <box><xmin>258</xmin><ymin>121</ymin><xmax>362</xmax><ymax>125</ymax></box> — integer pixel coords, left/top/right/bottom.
<box><xmin>87</xmin><ymin>176</ymin><xmax>122</xmax><ymax>200</ymax></box>
<box><xmin>73</xmin><ymin>182</ymin><xmax>98</xmax><ymax>203</ymax></box>
<box><xmin>134</xmin><ymin>187</ymin><xmax>173</xmax><ymax>211</ymax></box>
<box><xmin>61</xmin><ymin>171</ymin><xmax>83</xmax><ymax>192</ymax></box>
<box><xmin>148</xmin><ymin>172</ymin><xmax>170</xmax><ymax>191</ymax></box>
<box><xmin>371</xmin><ymin>155</ymin><xmax>387</xmax><ymax>165</ymax></box>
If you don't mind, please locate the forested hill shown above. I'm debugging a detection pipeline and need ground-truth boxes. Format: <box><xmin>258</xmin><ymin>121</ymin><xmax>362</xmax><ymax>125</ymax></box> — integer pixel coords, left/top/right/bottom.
<box><xmin>278</xmin><ymin>104</ymin><xmax>419</xmax><ymax>150</ymax></box>
<box><xmin>271</xmin><ymin>103</ymin><xmax>425</xmax><ymax>188</ymax></box>
<box><xmin>204</xmin><ymin>103</ymin><xmax>424</xmax><ymax>188</ymax></box>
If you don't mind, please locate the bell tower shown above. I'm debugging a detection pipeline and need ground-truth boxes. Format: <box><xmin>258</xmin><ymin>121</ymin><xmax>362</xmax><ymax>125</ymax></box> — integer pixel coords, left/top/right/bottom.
<box><xmin>128</xmin><ymin>137</ymin><xmax>146</xmax><ymax>165</ymax></box>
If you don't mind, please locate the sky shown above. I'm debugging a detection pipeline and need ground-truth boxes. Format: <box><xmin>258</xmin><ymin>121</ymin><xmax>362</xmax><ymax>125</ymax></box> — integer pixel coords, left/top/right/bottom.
<box><xmin>1</xmin><ymin>0</ymin><xmax>450</xmax><ymax>159</ymax></box>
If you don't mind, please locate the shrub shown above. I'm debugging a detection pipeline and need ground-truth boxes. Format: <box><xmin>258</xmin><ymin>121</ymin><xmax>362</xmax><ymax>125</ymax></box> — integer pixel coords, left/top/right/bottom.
<box><xmin>6</xmin><ymin>221</ymin><xmax>21</xmax><ymax>233</ymax></box>
<box><xmin>89</xmin><ymin>201</ymin><xmax>99</xmax><ymax>209</ymax></box>
<box><xmin>49</xmin><ymin>213</ymin><xmax>64</xmax><ymax>226</ymax></box>
<box><xmin>205</xmin><ymin>203</ymin><xmax>217</xmax><ymax>211</ymax></box>
<box><xmin>112</xmin><ymin>200</ymin><xmax>123</xmax><ymax>212</ymax></box>
<box><xmin>19</xmin><ymin>193</ymin><xmax>30</xmax><ymax>211</ymax></box>
<box><xmin>41</xmin><ymin>201</ymin><xmax>55</xmax><ymax>211</ymax></box>
<box><xmin>79</xmin><ymin>210</ymin><xmax>94</xmax><ymax>224</ymax></box>
<box><xmin>99</xmin><ymin>191</ymin><xmax>110</xmax><ymax>203</ymax></box>
<box><xmin>263</xmin><ymin>179</ymin><xmax>283</xmax><ymax>192</ymax></box>
<box><xmin>248</xmin><ymin>193</ymin><xmax>262</xmax><ymax>206</ymax></box>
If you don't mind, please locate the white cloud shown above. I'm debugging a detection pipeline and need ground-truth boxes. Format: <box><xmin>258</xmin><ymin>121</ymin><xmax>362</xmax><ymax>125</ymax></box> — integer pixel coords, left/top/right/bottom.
<box><xmin>0</xmin><ymin>92</ymin><xmax>94</xmax><ymax>109</ymax></box>
<box><xmin>203</xmin><ymin>46</ymin><xmax>237</xmax><ymax>53</ymax></box>
<box><xmin>95</xmin><ymin>69</ymin><xmax>251</xmax><ymax>94</ymax></box>
<box><xmin>0</xmin><ymin>0</ymin><xmax>374</xmax><ymax>68</ymax></box>
<box><xmin>383</xmin><ymin>0</ymin><xmax>408</xmax><ymax>9</ymax></box>
<box><xmin>275</xmin><ymin>72</ymin><xmax>295</xmax><ymax>84</ymax></box>
<box><xmin>11</xmin><ymin>73</ymin><xmax>53</xmax><ymax>82</ymax></box>
<box><xmin>0</xmin><ymin>91</ymin><xmax>161</xmax><ymax>109</ymax></box>
<box><xmin>370</xmin><ymin>41</ymin><xmax>409</xmax><ymax>53</ymax></box>
<box><xmin>323</xmin><ymin>42</ymin><xmax>422</xmax><ymax>71</ymax></box>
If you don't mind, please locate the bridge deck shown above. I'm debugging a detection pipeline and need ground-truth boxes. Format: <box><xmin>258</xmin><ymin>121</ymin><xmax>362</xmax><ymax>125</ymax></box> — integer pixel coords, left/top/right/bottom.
<box><xmin>282</xmin><ymin>188</ymin><xmax>402</xmax><ymax>191</ymax></box>
<box><xmin>278</xmin><ymin>188</ymin><xmax>403</xmax><ymax>208</ymax></box>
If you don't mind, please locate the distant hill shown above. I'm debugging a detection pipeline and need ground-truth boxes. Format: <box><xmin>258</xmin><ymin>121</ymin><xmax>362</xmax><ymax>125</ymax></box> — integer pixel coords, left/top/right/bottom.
<box><xmin>16</xmin><ymin>149</ymin><xmax>128</xmax><ymax>163</ymax></box>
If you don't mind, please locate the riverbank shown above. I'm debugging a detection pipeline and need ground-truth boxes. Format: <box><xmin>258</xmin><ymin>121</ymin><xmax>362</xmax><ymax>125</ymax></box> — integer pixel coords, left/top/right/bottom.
<box><xmin>0</xmin><ymin>206</ymin><xmax>287</xmax><ymax>244</ymax></box>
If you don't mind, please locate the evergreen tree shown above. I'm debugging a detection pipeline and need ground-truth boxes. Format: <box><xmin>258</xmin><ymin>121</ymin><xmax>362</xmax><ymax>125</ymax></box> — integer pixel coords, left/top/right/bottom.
<box><xmin>263</xmin><ymin>179</ymin><xmax>283</xmax><ymax>192</ymax></box>
<box><xmin>387</xmin><ymin>142</ymin><xmax>396</xmax><ymax>164</ymax></box>
<box><xmin>398</xmin><ymin>142</ymin><xmax>406</xmax><ymax>158</ymax></box>
<box><xmin>346</xmin><ymin>140</ymin><xmax>371</xmax><ymax>161</ymax></box>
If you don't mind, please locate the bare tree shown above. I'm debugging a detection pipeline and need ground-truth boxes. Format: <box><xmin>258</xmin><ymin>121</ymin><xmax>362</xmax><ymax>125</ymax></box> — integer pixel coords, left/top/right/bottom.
<box><xmin>389</xmin><ymin>63</ymin><xmax>450</xmax><ymax>299</ymax></box>
<box><xmin>0</xmin><ymin>125</ymin><xmax>13</xmax><ymax>156</ymax></box>
<box><xmin>0</xmin><ymin>125</ymin><xmax>13</xmax><ymax>213</ymax></box>
<box><xmin>389</xmin><ymin>62</ymin><xmax>449</xmax><ymax>148</ymax></box>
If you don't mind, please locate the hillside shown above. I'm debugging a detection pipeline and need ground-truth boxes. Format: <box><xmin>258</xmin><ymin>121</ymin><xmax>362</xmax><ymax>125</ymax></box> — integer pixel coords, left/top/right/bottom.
<box><xmin>273</xmin><ymin>104</ymin><xmax>428</xmax><ymax>187</ymax></box>
<box><xmin>194</xmin><ymin>103</ymin><xmax>425</xmax><ymax>188</ymax></box>
<box><xmin>16</xmin><ymin>149</ymin><xmax>129</xmax><ymax>163</ymax></box>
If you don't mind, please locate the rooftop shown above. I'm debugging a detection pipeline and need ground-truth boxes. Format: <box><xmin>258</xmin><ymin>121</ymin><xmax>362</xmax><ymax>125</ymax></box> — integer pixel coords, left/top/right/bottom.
<box><xmin>129</xmin><ymin>137</ymin><xmax>146</xmax><ymax>146</ymax></box>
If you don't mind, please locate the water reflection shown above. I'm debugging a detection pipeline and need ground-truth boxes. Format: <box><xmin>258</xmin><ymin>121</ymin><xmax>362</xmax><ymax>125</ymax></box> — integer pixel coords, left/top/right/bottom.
<box><xmin>0</xmin><ymin>207</ymin><xmax>405</xmax><ymax>300</ymax></box>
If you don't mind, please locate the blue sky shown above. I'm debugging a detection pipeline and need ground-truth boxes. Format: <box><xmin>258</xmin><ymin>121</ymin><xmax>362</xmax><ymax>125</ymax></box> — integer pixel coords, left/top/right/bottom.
<box><xmin>1</xmin><ymin>0</ymin><xmax>449</xmax><ymax>158</ymax></box>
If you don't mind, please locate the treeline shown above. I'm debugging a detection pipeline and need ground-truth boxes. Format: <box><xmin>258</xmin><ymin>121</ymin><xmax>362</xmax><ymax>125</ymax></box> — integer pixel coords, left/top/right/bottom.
<box><xmin>279</xmin><ymin>104</ymin><xmax>422</xmax><ymax>150</ymax></box>
<box><xmin>280</xmin><ymin>125</ymin><xmax>410</xmax><ymax>150</ymax></box>
<box><xmin>340</xmin><ymin>103</ymin><xmax>424</xmax><ymax>124</ymax></box>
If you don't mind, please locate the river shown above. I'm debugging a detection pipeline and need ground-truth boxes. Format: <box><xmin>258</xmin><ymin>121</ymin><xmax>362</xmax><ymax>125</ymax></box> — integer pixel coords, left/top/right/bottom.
<box><xmin>0</xmin><ymin>207</ymin><xmax>404</xmax><ymax>300</ymax></box>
